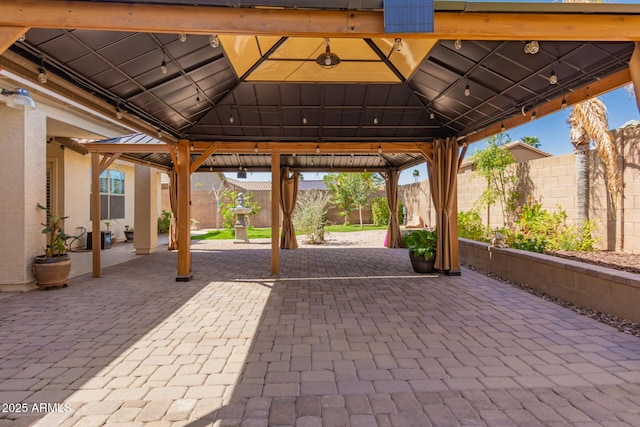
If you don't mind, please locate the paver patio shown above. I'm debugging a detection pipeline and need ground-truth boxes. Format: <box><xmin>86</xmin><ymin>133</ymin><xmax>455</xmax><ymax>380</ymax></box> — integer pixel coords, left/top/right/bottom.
<box><xmin>1</xmin><ymin>232</ymin><xmax>639</xmax><ymax>426</ymax></box>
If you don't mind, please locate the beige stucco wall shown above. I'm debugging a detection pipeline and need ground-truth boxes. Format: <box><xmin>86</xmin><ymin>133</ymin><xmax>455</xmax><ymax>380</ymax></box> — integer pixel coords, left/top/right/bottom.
<box><xmin>58</xmin><ymin>147</ymin><xmax>136</xmax><ymax>244</ymax></box>
<box><xmin>0</xmin><ymin>106</ymin><xmax>47</xmax><ymax>287</ymax></box>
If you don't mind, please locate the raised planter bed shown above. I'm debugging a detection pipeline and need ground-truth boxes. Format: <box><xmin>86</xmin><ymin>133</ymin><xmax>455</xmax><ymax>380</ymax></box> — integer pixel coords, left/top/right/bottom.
<box><xmin>459</xmin><ymin>238</ymin><xmax>640</xmax><ymax>323</ymax></box>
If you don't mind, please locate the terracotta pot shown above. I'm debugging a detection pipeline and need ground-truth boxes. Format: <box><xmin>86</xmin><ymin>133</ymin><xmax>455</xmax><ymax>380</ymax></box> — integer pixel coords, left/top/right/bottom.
<box><xmin>32</xmin><ymin>254</ymin><xmax>71</xmax><ymax>289</ymax></box>
<box><xmin>409</xmin><ymin>252</ymin><xmax>436</xmax><ymax>273</ymax></box>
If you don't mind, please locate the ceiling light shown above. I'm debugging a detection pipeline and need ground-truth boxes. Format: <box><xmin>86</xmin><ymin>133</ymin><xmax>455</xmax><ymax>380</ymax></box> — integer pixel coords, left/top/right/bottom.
<box><xmin>394</xmin><ymin>38</ymin><xmax>403</xmax><ymax>52</ymax></box>
<box><xmin>0</xmin><ymin>87</ymin><xmax>36</xmax><ymax>110</ymax></box>
<box><xmin>209</xmin><ymin>35</ymin><xmax>220</xmax><ymax>48</ymax></box>
<box><xmin>38</xmin><ymin>66</ymin><xmax>47</xmax><ymax>84</ymax></box>
<box><xmin>464</xmin><ymin>83</ymin><xmax>470</xmax><ymax>97</ymax></box>
<box><xmin>316</xmin><ymin>38</ymin><xmax>340</xmax><ymax>69</ymax></box>
<box><xmin>549</xmin><ymin>70</ymin><xmax>558</xmax><ymax>85</ymax></box>
<box><xmin>524</xmin><ymin>41</ymin><xmax>539</xmax><ymax>54</ymax></box>
<box><xmin>115</xmin><ymin>105</ymin><xmax>123</xmax><ymax>120</ymax></box>
<box><xmin>561</xmin><ymin>97</ymin><xmax>568</xmax><ymax>110</ymax></box>
<box><xmin>454</xmin><ymin>39</ymin><xmax>462</xmax><ymax>50</ymax></box>
<box><xmin>179</xmin><ymin>32</ymin><xmax>187</xmax><ymax>43</ymax></box>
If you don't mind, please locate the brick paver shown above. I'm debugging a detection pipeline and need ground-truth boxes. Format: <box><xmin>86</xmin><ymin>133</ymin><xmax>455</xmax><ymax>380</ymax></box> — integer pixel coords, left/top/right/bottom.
<box><xmin>0</xmin><ymin>231</ymin><xmax>639</xmax><ymax>425</ymax></box>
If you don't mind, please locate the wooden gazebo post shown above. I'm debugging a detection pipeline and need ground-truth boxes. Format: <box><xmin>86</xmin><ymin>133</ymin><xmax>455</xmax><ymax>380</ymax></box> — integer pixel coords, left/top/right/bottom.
<box><xmin>175</xmin><ymin>139</ymin><xmax>192</xmax><ymax>281</ymax></box>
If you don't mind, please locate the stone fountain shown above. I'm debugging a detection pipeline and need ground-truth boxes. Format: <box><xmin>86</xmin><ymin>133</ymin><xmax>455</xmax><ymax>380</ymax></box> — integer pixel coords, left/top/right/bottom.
<box><xmin>230</xmin><ymin>193</ymin><xmax>252</xmax><ymax>244</ymax></box>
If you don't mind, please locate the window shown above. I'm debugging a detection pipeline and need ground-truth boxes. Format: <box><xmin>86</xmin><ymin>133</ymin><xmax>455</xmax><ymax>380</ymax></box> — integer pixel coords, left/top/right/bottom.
<box><xmin>91</xmin><ymin>169</ymin><xmax>125</xmax><ymax>219</ymax></box>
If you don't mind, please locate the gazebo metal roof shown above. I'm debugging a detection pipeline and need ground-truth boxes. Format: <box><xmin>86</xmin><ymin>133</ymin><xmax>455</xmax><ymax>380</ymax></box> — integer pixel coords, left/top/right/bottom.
<box><xmin>1</xmin><ymin>0</ymin><xmax>638</xmax><ymax>172</ymax></box>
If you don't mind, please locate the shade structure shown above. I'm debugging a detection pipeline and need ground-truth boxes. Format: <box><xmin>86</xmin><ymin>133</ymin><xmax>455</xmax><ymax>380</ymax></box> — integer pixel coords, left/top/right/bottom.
<box><xmin>280</xmin><ymin>169</ymin><xmax>299</xmax><ymax>249</ymax></box>
<box><xmin>384</xmin><ymin>168</ymin><xmax>403</xmax><ymax>248</ymax></box>
<box><xmin>427</xmin><ymin>137</ymin><xmax>467</xmax><ymax>273</ymax></box>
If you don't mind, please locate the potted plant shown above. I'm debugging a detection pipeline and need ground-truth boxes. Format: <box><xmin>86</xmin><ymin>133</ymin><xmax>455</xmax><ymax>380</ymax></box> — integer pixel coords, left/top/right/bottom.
<box><xmin>32</xmin><ymin>203</ymin><xmax>71</xmax><ymax>289</ymax></box>
<box><xmin>124</xmin><ymin>225</ymin><xmax>134</xmax><ymax>242</ymax></box>
<box><xmin>403</xmin><ymin>229</ymin><xmax>437</xmax><ymax>273</ymax></box>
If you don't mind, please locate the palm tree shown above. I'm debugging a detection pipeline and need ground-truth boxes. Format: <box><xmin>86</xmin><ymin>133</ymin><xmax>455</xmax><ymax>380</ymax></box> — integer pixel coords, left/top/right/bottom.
<box><xmin>521</xmin><ymin>136</ymin><xmax>541</xmax><ymax>148</ymax></box>
<box><xmin>567</xmin><ymin>98</ymin><xmax>621</xmax><ymax>223</ymax></box>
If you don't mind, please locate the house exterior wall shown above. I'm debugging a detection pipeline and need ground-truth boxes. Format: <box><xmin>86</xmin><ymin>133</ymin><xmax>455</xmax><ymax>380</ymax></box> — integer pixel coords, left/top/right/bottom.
<box><xmin>0</xmin><ymin>106</ymin><xmax>47</xmax><ymax>288</ymax></box>
<box><xmin>59</xmin><ymin>148</ymin><xmax>136</xmax><ymax>244</ymax></box>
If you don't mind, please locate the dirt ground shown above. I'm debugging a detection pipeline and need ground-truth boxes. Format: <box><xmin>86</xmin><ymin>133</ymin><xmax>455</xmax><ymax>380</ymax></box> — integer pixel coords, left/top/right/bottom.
<box><xmin>547</xmin><ymin>250</ymin><xmax>640</xmax><ymax>275</ymax></box>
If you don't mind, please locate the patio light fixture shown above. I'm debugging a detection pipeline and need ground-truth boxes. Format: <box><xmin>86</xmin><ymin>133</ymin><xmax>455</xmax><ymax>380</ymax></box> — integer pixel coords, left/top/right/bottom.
<box><xmin>316</xmin><ymin>38</ymin><xmax>340</xmax><ymax>69</ymax></box>
<box><xmin>0</xmin><ymin>87</ymin><xmax>36</xmax><ymax>110</ymax></box>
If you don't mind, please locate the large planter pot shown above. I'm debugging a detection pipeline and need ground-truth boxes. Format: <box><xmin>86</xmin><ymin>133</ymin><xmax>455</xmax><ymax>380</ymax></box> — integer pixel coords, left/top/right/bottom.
<box><xmin>124</xmin><ymin>231</ymin><xmax>134</xmax><ymax>242</ymax></box>
<box><xmin>409</xmin><ymin>252</ymin><xmax>436</xmax><ymax>273</ymax></box>
<box><xmin>32</xmin><ymin>254</ymin><xmax>71</xmax><ymax>290</ymax></box>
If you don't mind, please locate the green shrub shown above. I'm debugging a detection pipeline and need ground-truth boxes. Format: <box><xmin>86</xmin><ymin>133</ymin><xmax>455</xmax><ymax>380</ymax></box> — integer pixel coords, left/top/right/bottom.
<box><xmin>157</xmin><ymin>210</ymin><xmax>172</xmax><ymax>233</ymax></box>
<box><xmin>294</xmin><ymin>190</ymin><xmax>331</xmax><ymax>244</ymax></box>
<box><xmin>458</xmin><ymin>210</ymin><xmax>489</xmax><ymax>242</ymax></box>
<box><xmin>371</xmin><ymin>197</ymin><xmax>404</xmax><ymax>225</ymax></box>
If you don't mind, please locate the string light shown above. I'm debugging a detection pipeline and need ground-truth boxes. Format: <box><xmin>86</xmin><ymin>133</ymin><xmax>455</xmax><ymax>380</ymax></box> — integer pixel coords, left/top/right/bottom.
<box><xmin>316</xmin><ymin>145</ymin><xmax>320</xmax><ymax>154</ymax></box>
<box><xmin>429</xmin><ymin>111</ymin><xmax>435</xmax><ymax>120</ymax></box>
<box><xmin>302</xmin><ymin>115</ymin><xmax>308</xmax><ymax>125</ymax></box>
<box><xmin>464</xmin><ymin>82</ymin><xmax>470</xmax><ymax>97</ymax></box>
<box><xmin>209</xmin><ymin>35</ymin><xmax>220</xmax><ymax>48</ymax></box>
<box><xmin>561</xmin><ymin>97</ymin><xmax>568</xmax><ymax>110</ymax></box>
<box><xmin>373</xmin><ymin>115</ymin><xmax>379</xmax><ymax>125</ymax></box>
<box><xmin>179</xmin><ymin>32</ymin><xmax>187</xmax><ymax>43</ymax></box>
<box><xmin>454</xmin><ymin>39</ymin><xmax>462</xmax><ymax>50</ymax></box>
<box><xmin>549</xmin><ymin>70</ymin><xmax>558</xmax><ymax>85</ymax></box>
<box><xmin>254</xmin><ymin>144</ymin><xmax>259</xmax><ymax>153</ymax></box>
<box><xmin>229</xmin><ymin>114</ymin><xmax>234</xmax><ymax>124</ymax></box>
<box><xmin>500</xmin><ymin>122</ymin><xmax>505</xmax><ymax>133</ymax></box>
<box><xmin>531</xmin><ymin>111</ymin><xmax>537</xmax><ymax>121</ymax></box>
<box><xmin>38</xmin><ymin>66</ymin><xmax>47</xmax><ymax>84</ymax></box>
<box><xmin>161</xmin><ymin>59</ymin><xmax>168</xmax><ymax>75</ymax></box>
<box><xmin>378</xmin><ymin>146</ymin><xmax>383</xmax><ymax>154</ymax></box>
<box><xmin>115</xmin><ymin>105</ymin><xmax>123</xmax><ymax>120</ymax></box>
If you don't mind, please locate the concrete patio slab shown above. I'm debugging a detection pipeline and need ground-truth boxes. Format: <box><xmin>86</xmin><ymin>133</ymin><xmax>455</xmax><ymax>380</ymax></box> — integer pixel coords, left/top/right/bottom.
<box><xmin>0</xmin><ymin>231</ymin><xmax>639</xmax><ymax>426</ymax></box>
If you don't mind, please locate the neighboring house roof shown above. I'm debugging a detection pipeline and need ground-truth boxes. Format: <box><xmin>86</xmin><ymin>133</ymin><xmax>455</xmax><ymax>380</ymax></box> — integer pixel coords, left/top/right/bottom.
<box><xmin>220</xmin><ymin>178</ymin><xmax>329</xmax><ymax>192</ymax></box>
<box><xmin>459</xmin><ymin>140</ymin><xmax>552</xmax><ymax>172</ymax></box>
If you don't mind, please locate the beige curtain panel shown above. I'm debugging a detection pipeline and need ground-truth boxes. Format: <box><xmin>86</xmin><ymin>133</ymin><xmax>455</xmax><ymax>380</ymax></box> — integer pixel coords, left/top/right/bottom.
<box><xmin>280</xmin><ymin>169</ymin><xmax>299</xmax><ymax>249</ymax></box>
<box><xmin>384</xmin><ymin>168</ymin><xmax>403</xmax><ymax>248</ymax></box>
<box><xmin>168</xmin><ymin>168</ymin><xmax>178</xmax><ymax>251</ymax></box>
<box><xmin>427</xmin><ymin>137</ymin><xmax>467</xmax><ymax>272</ymax></box>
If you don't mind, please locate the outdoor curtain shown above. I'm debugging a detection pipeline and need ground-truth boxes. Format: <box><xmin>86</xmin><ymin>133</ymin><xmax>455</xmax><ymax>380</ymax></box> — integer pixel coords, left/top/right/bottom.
<box><xmin>384</xmin><ymin>168</ymin><xmax>403</xmax><ymax>248</ymax></box>
<box><xmin>426</xmin><ymin>137</ymin><xmax>467</xmax><ymax>272</ymax></box>
<box><xmin>168</xmin><ymin>168</ymin><xmax>178</xmax><ymax>250</ymax></box>
<box><xmin>280</xmin><ymin>169</ymin><xmax>300</xmax><ymax>249</ymax></box>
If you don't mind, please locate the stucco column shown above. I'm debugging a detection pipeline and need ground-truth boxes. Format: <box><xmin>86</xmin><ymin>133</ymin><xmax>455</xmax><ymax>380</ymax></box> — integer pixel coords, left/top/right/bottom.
<box><xmin>134</xmin><ymin>164</ymin><xmax>159</xmax><ymax>254</ymax></box>
<box><xmin>0</xmin><ymin>104</ymin><xmax>47</xmax><ymax>291</ymax></box>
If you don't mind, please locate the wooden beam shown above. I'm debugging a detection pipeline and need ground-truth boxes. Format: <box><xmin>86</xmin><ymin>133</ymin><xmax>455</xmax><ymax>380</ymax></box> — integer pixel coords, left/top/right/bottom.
<box><xmin>271</xmin><ymin>152</ymin><xmax>281</xmax><ymax>276</ymax></box>
<box><xmin>0</xmin><ymin>26</ymin><xmax>27</xmax><ymax>55</ymax></box>
<box><xmin>98</xmin><ymin>153</ymin><xmax>121</xmax><ymax>174</ymax></box>
<box><xmin>190</xmin><ymin>143</ymin><xmax>218</xmax><ymax>174</ymax></box>
<box><xmin>90</xmin><ymin>152</ymin><xmax>101</xmax><ymax>278</ymax></box>
<box><xmin>463</xmin><ymin>68</ymin><xmax>632</xmax><ymax>145</ymax></box>
<box><xmin>176</xmin><ymin>139</ymin><xmax>192</xmax><ymax>281</ymax></box>
<box><xmin>2</xmin><ymin>1</ymin><xmax>640</xmax><ymax>41</ymax></box>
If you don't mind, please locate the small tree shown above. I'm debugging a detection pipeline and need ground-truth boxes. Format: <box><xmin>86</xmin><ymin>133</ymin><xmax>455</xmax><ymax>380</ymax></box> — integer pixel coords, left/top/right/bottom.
<box><xmin>412</xmin><ymin>169</ymin><xmax>420</xmax><ymax>183</ymax></box>
<box><xmin>521</xmin><ymin>136</ymin><xmax>541</xmax><ymax>148</ymax></box>
<box><xmin>219</xmin><ymin>189</ymin><xmax>260</xmax><ymax>229</ymax></box>
<box><xmin>473</xmin><ymin>132</ymin><xmax>518</xmax><ymax>226</ymax></box>
<box><xmin>293</xmin><ymin>190</ymin><xmax>331</xmax><ymax>244</ymax></box>
<box><xmin>323</xmin><ymin>172</ymin><xmax>381</xmax><ymax>226</ymax></box>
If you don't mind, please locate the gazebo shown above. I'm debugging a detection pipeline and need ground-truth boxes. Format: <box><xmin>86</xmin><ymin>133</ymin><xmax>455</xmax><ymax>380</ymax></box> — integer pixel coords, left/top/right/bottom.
<box><xmin>1</xmin><ymin>0</ymin><xmax>638</xmax><ymax>281</ymax></box>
